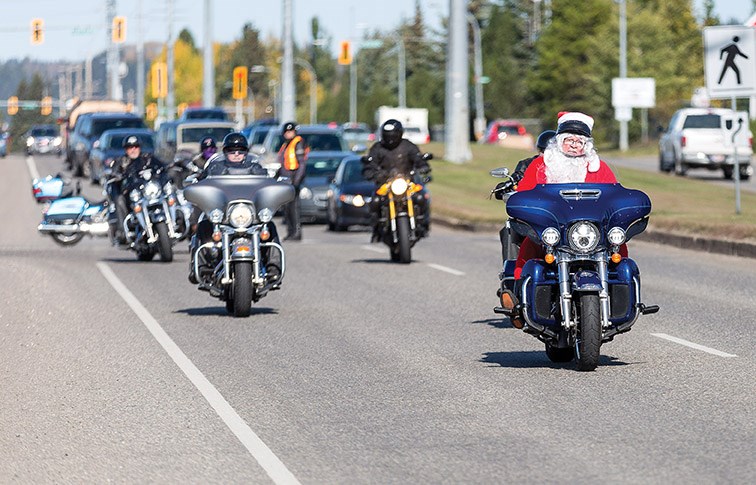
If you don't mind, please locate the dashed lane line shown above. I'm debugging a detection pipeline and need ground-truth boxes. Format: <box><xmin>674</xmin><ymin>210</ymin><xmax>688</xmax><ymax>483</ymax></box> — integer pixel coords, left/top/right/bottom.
<box><xmin>651</xmin><ymin>332</ymin><xmax>737</xmax><ymax>358</ymax></box>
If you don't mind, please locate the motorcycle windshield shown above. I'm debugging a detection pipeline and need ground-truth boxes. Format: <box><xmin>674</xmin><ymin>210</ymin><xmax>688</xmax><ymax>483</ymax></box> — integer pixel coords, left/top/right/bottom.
<box><xmin>183</xmin><ymin>175</ymin><xmax>295</xmax><ymax>215</ymax></box>
<box><xmin>507</xmin><ymin>183</ymin><xmax>651</xmax><ymax>239</ymax></box>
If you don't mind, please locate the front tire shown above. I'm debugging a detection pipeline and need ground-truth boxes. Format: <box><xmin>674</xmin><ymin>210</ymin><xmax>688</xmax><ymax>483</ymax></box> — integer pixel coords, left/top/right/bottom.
<box><xmin>155</xmin><ymin>222</ymin><xmax>173</xmax><ymax>262</ymax></box>
<box><xmin>674</xmin><ymin>154</ymin><xmax>688</xmax><ymax>176</ymax></box>
<box><xmin>395</xmin><ymin>215</ymin><xmax>412</xmax><ymax>264</ymax></box>
<box><xmin>231</xmin><ymin>262</ymin><xmax>253</xmax><ymax>317</ymax></box>
<box><xmin>575</xmin><ymin>294</ymin><xmax>601</xmax><ymax>371</ymax></box>
<box><xmin>50</xmin><ymin>232</ymin><xmax>84</xmax><ymax>246</ymax></box>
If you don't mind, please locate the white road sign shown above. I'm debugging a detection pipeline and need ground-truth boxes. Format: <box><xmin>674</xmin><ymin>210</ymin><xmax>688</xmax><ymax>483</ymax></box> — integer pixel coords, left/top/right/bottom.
<box><xmin>704</xmin><ymin>26</ymin><xmax>756</xmax><ymax>98</ymax></box>
<box><xmin>612</xmin><ymin>78</ymin><xmax>655</xmax><ymax>108</ymax></box>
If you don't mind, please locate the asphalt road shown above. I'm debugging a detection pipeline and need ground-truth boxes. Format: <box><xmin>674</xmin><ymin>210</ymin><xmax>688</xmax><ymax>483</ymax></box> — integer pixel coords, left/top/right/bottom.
<box><xmin>2</xmin><ymin>152</ymin><xmax>754</xmax><ymax>483</ymax></box>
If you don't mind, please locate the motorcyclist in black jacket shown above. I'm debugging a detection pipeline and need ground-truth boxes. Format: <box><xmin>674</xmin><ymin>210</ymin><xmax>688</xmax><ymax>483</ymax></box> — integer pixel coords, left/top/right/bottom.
<box><xmin>362</xmin><ymin>119</ymin><xmax>431</xmax><ymax>241</ymax></box>
<box><xmin>188</xmin><ymin>132</ymin><xmax>279</xmax><ymax>284</ymax></box>
<box><xmin>108</xmin><ymin>135</ymin><xmax>165</xmax><ymax>244</ymax></box>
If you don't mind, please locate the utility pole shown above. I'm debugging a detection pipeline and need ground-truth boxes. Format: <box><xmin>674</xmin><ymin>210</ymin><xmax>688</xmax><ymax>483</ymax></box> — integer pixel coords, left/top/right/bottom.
<box><xmin>202</xmin><ymin>0</ymin><xmax>214</xmax><ymax>107</ymax></box>
<box><xmin>281</xmin><ymin>0</ymin><xmax>296</xmax><ymax>121</ymax></box>
<box><xmin>106</xmin><ymin>0</ymin><xmax>122</xmax><ymax>100</ymax></box>
<box><xmin>444</xmin><ymin>0</ymin><xmax>471</xmax><ymax>163</ymax></box>
<box><xmin>618</xmin><ymin>0</ymin><xmax>628</xmax><ymax>151</ymax></box>
<box><xmin>398</xmin><ymin>38</ymin><xmax>406</xmax><ymax>108</ymax></box>
<box><xmin>136</xmin><ymin>0</ymin><xmax>144</xmax><ymax>115</ymax></box>
<box><xmin>467</xmin><ymin>13</ymin><xmax>485</xmax><ymax>142</ymax></box>
<box><xmin>166</xmin><ymin>0</ymin><xmax>175</xmax><ymax>121</ymax></box>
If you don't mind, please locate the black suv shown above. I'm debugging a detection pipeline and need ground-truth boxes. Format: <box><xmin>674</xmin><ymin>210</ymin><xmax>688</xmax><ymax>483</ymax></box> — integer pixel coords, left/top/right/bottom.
<box><xmin>68</xmin><ymin>112</ymin><xmax>146</xmax><ymax>177</ymax></box>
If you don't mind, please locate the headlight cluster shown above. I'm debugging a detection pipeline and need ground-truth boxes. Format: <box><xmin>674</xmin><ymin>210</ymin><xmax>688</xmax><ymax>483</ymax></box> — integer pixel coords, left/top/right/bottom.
<box><xmin>390</xmin><ymin>178</ymin><xmax>408</xmax><ymax>195</ymax></box>
<box><xmin>258</xmin><ymin>208</ymin><xmax>273</xmax><ymax>223</ymax></box>
<box><xmin>568</xmin><ymin>222</ymin><xmax>600</xmax><ymax>252</ymax></box>
<box><xmin>541</xmin><ymin>227</ymin><xmax>560</xmax><ymax>246</ymax></box>
<box><xmin>209</xmin><ymin>209</ymin><xmax>224</xmax><ymax>223</ymax></box>
<box><xmin>228</xmin><ymin>203</ymin><xmax>254</xmax><ymax>228</ymax></box>
<box><xmin>340</xmin><ymin>194</ymin><xmax>366</xmax><ymax>207</ymax></box>
<box><xmin>143</xmin><ymin>181</ymin><xmax>161</xmax><ymax>199</ymax></box>
<box><xmin>162</xmin><ymin>182</ymin><xmax>174</xmax><ymax>195</ymax></box>
<box><xmin>129</xmin><ymin>189</ymin><xmax>141</xmax><ymax>202</ymax></box>
<box><xmin>607</xmin><ymin>227</ymin><xmax>626</xmax><ymax>246</ymax></box>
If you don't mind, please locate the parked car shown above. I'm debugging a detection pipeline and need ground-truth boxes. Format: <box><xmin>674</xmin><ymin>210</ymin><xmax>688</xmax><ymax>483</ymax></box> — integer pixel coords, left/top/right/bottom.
<box><xmin>62</xmin><ymin>99</ymin><xmax>130</xmax><ymax>167</ymax></box>
<box><xmin>659</xmin><ymin>107</ymin><xmax>753</xmax><ymax>180</ymax></box>
<box><xmin>177</xmin><ymin>107</ymin><xmax>228</xmax><ymax>121</ymax></box>
<box><xmin>243</xmin><ymin>119</ymin><xmax>279</xmax><ymax>148</ymax></box>
<box><xmin>68</xmin><ymin>112</ymin><xmax>146</xmax><ymax>177</ymax></box>
<box><xmin>341</xmin><ymin>122</ymin><xmax>375</xmax><ymax>152</ymax></box>
<box><xmin>298</xmin><ymin>151</ymin><xmax>354</xmax><ymax>223</ymax></box>
<box><xmin>484</xmin><ymin>119</ymin><xmax>535</xmax><ymax>150</ymax></box>
<box><xmin>326</xmin><ymin>155</ymin><xmax>376</xmax><ymax>231</ymax></box>
<box><xmin>88</xmin><ymin>128</ymin><xmax>156</xmax><ymax>185</ymax></box>
<box><xmin>155</xmin><ymin>120</ymin><xmax>235</xmax><ymax>164</ymax></box>
<box><xmin>253</xmin><ymin>124</ymin><xmax>351</xmax><ymax>175</ymax></box>
<box><xmin>0</xmin><ymin>132</ymin><xmax>8</xmax><ymax>157</ymax></box>
<box><xmin>25</xmin><ymin>124</ymin><xmax>62</xmax><ymax>156</ymax></box>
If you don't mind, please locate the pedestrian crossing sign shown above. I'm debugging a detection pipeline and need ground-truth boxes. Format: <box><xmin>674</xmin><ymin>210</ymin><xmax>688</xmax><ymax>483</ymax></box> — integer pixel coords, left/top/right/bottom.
<box><xmin>703</xmin><ymin>26</ymin><xmax>756</xmax><ymax>98</ymax></box>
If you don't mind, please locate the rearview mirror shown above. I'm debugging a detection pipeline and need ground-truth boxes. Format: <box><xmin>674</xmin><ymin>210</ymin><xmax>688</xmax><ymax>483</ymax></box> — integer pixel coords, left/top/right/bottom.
<box><xmin>489</xmin><ymin>167</ymin><xmax>510</xmax><ymax>178</ymax></box>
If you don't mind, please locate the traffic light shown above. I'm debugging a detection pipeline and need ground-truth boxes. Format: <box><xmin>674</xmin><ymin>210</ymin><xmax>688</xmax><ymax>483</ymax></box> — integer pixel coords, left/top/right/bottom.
<box><xmin>112</xmin><ymin>16</ymin><xmax>126</xmax><ymax>43</ymax></box>
<box><xmin>338</xmin><ymin>41</ymin><xmax>352</xmax><ymax>65</ymax></box>
<box><xmin>151</xmin><ymin>62</ymin><xmax>167</xmax><ymax>99</ymax></box>
<box><xmin>232</xmin><ymin>66</ymin><xmax>248</xmax><ymax>100</ymax></box>
<box><xmin>41</xmin><ymin>96</ymin><xmax>52</xmax><ymax>116</ymax></box>
<box><xmin>31</xmin><ymin>18</ymin><xmax>44</xmax><ymax>45</ymax></box>
<box><xmin>146</xmin><ymin>103</ymin><xmax>158</xmax><ymax>121</ymax></box>
<box><xmin>7</xmin><ymin>96</ymin><xmax>18</xmax><ymax>115</ymax></box>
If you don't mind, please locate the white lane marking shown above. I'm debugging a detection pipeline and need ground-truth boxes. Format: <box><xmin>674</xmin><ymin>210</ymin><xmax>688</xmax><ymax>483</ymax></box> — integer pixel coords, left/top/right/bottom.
<box><xmin>361</xmin><ymin>244</ymin><xmax>384</xmax><ymax>253</ymax></box>
<box><xmin>26</xmin><ymin>156</ymin><xmax>40</xmax><ymax>180</ymax></box>
<box><xmin>427</xmin><ymin>263</ymin><xmax>465</xmax><ymax>276</ymax></box>
<box><xmin>97</xmin><ymin>262</ymin><xmax>301</xmax><ymax>485</ymax></box>
<box><xmin>651</xmin><ymin>333</ymin><xmax>737</xmax><ymax>358</ymax></box>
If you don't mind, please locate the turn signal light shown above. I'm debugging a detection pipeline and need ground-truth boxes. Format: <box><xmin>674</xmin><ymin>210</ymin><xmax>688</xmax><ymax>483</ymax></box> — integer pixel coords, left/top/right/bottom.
<box><xmin>212</xmin><ymin>231</ymin><xmax>222</xmax><ymax>242</ymax></box>
<box><xmin>133</xmin><ymin>205</ymin><xmax>142</xmax><ymax>213</ymax></box>
<box><xmin>611</xmin><ymin>252</ymin><xmax>622</xmax><ymax>263</ymax></box>
<box><xmin>544</xmin><ymin>253</ymin><xmax>555</xmax><ymax>264</ymax></box>
<box><xmin>260</xmin><ymin>228</ymin><xmax>271</xmax><ymax>241</ymax></box>
<box><xmin>167</xmin><ymin>197</ymin><xmax>175</xmax><ymax>206</ymax></box>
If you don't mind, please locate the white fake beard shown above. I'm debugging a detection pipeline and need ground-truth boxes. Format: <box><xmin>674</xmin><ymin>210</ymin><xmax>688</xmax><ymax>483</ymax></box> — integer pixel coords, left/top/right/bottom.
<box><xmin>543</xmin><ymin>145</ymin><xmax>598</xmax><ymax>183</ymax></box>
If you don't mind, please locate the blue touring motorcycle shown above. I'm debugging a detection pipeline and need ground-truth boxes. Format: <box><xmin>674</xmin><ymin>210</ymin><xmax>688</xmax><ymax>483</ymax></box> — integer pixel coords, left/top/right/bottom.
<box><xmin>491</xmin><ymin>168</ymin><xmax>658</xmax><ymax>371</ymax></box>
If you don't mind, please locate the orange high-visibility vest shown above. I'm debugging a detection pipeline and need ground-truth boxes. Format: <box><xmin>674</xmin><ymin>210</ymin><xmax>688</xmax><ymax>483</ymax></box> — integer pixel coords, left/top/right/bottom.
<box><xmin>279</xmin><ymin>135</ymin><xmax>307</xmax><ymax>171</ymax></box>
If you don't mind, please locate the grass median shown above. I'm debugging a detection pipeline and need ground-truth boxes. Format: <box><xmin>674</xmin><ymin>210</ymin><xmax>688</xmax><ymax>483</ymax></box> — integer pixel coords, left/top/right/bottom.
<box><xmin>423</xmin><ymin>141</ymin><xmax>756</xmax><ymax>242</ymax></box>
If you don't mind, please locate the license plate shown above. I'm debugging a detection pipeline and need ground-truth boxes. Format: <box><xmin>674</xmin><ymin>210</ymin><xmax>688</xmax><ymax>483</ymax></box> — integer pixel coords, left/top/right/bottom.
<box><xmin>711</xmin><ymin>155</ymin><xmax>725</xmax><ymax>162</ymax></box>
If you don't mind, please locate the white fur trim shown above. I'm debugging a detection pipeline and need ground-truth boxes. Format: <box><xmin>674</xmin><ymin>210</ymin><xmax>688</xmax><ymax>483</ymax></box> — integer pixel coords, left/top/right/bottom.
<box><xmin>557</xmin><ymin>112</ymin><xmax>595</xmax><ymax>131</ymax></box>
<box><xmin>587</xmin><ymin>153</ymin><xmax>600</xmax><ymax>172</ymax></box>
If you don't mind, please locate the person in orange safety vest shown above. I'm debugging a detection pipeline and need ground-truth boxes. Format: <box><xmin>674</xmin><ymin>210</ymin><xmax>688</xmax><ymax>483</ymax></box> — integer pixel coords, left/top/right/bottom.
<box><xmin>277</xmin><ymin>121</ymin><xmax>309</xmax><ymax>240</ymax></box>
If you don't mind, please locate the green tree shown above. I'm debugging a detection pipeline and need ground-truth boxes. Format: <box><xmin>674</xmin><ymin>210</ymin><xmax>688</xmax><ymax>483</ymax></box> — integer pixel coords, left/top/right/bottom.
<box><xmin>9</xmin><ymin>73</ymin><xmax>53</xmax><ymax>152</ymax></box>
<box><xmin>216</xmin><ymin>23</ymin><xmax>268</xmax><ymax>106</ymax></box>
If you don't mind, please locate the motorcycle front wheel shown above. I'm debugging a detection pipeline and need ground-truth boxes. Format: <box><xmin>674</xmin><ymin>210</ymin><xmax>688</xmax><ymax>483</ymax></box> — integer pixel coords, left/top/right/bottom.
<box><xmin>230</xmin><ymin>262</ymin><xmax>253</xmax><ymax>317</ymax></box>
<box><xmin>50</xmin><ymin>232</ymin><xmax>84</xmax><ymax>246</ymax></box>
<box><xmin>155</xmin><ymin>222</ymin><xmax>173</xmax><ymax>262</ymax></box>
<box><xmin>394</xmin><ymin>215</ymin><xmax>412</xmax><ymax>264</ymax></box>
<box><xmin>575</xmin><ymin>294</ymin><xmax>601</xmax><ymax>371</ymax></box>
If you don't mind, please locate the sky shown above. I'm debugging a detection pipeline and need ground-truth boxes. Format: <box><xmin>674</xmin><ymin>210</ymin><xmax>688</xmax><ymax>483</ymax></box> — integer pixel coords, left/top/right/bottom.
<box><xmin>0</xmin><ymin>0</ymin><xmax>749</xmax><ymax>63</ymax></box>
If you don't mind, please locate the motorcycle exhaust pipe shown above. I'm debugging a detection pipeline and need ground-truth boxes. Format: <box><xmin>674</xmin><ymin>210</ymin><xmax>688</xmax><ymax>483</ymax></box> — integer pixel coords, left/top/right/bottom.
<box><xmin>37</xmin><ymin>221</ymin><xmax>110</xmax><ymax>236</ymax></box>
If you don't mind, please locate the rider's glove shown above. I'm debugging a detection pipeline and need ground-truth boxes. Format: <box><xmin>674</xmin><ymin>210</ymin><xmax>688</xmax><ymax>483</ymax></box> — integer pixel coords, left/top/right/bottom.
<box><xmin>493</xmin><ymin>180</ymin><xmax>515</xmax><ymax>200</ymax></box>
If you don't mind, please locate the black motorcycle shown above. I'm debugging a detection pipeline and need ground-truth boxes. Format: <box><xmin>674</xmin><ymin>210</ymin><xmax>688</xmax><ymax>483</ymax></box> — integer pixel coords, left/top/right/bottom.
<box><xmin>183</xmin><ymin>175</ymin><xmax>295</xmax><ymax>317</ymax></box>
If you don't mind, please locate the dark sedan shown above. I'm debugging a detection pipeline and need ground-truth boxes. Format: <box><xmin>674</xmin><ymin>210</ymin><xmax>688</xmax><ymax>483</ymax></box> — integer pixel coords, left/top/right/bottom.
<box><xmin>88</xmin><ymin>128</ymin><xmax>156</xmax><ymax>185</ymax></box>
<box><xmin>299</xmin><ymin>151</ymin><xmax>354</xmax><ymax>223</ymax></box>
<box><xmin>325</xmin><ymin>155</ymin><xmax>376</xmax><ymax>231</ymax></box>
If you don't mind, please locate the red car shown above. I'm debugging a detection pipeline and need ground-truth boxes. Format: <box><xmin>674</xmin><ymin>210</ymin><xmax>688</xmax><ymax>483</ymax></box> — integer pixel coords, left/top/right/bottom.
<box><xmin>485</xmin><ymin>120</ymin><xmax>535</xmax><ymax>150</ymax></box>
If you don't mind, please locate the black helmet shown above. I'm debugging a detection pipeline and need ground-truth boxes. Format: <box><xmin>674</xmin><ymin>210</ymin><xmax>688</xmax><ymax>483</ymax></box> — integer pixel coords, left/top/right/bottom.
<box><xmin>536</xmin><ymin>130</ymin><xmax>556</xmax><ymax>152</ymax></box>
<box><xmin>122</xmin><ymin>135</ymin><xmax>141</xmax><ymax>148</ymax></box>
<box><xmin>199</xmin><ymin>136</ymin><xmax>216</xmax><ymax>150</ymax></box>
<box><xmin>222</xmin><ymin>132</ymin><xmax>249</xmax><ymax>153</ymax></box>
<box><xmin>281</xmin><ymin>121</ymin><xmax>298</xmax><ymax>133</ymax></box>
<box><xmin>380</xmin><ymin>119</ymin><xmax>403</xmax><ymax>150</ymax></box>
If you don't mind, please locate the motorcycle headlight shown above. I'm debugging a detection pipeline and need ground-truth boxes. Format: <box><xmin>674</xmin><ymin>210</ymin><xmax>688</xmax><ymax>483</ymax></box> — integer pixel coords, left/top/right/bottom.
<box><xmin>541</xmin><ymin>227</ymin><xmax>560</xmax><ymax>246</ymax></box>
<box><xmin>568</xmin><ymin>222</ymin><xmax>600</xmax><ymax>253</ymax></box>
<box><xmin>144</xmin><ymin>181</ymin><xmax>161</xmax><ymax>199</ymax></box>
<box><xmin>258</xmin><ymin>208</ymin><xmax>273</xmax><ymax>223</ymax></box>
<box><xmin>228</xmin><ymin>203</ymin><xmax>254</xmax><ymax>228</ymax></box>
<box><xmin>607</xmin><ymin>227</ymin><xmax>626</xmax><ymax>246</ymax></box>
<box><xmin>300</xmin><ymin>187</ymin><xmax>313</xmax><ymax>199</ymax></box>
<box><xmin>390</xmin><ymin>178</ymin><xmax>409</xmax><ymax>195</ymax></box>
<box><xmin>209</xmin><ymin>209</ymin><xmax>224</xmax><ymax>223</ymax></box>
<box><xmin>129</xmin><ymin>189</ymin><xmax>141</xmax><ymax>202</ymax></box>
<box><xmin>162</xmin><ymin>181</ymin><xmax>174</xmax><ymax>195</ymax></box>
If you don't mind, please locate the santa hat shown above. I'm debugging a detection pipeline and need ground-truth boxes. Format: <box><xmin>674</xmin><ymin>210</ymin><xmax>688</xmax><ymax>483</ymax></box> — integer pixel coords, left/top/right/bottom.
<box><xmin>556</xmin><ymin>111</ymin><xmax>594</xmax><ymax>137</ymax></box>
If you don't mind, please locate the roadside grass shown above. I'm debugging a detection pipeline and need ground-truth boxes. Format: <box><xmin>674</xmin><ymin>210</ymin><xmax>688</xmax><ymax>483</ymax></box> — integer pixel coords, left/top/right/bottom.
<box><xmin>425</xmin><ymin>141</ymin><xmax>756</xmax><ymax>241</ymax></box>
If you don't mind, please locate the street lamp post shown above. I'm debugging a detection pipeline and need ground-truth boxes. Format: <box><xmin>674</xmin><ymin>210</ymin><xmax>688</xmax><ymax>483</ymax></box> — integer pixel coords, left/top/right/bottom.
<box><xmin>294</xmin><ymin>58</ymin><xmax>318</xmax><ymax>124</ymax></box>
<box><xmin>467</xmin><ymin>13</ymin><xmax>485</xmax><ymax>142</ymax></box>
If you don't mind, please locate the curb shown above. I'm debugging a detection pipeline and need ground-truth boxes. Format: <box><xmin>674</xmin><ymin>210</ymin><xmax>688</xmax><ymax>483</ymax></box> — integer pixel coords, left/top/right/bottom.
<box><xmin>431</xmin><ymin>216</ymin><xmax>756</xmax><ymax>260</ymax></box>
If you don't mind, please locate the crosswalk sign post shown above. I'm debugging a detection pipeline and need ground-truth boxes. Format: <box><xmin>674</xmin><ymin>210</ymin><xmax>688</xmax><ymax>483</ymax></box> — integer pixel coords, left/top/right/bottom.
<box><xmin>703</xmin><ymin>26</ymin><xmax>756</xmax><ymax>99</ymax></box>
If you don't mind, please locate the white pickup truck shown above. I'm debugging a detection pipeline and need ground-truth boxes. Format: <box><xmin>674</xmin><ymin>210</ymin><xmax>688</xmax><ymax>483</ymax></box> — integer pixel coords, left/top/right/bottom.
<box><xmin>659</xmin><ymin>108</ymin><xmax>753</xmax><ymax>180</ymax></box>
